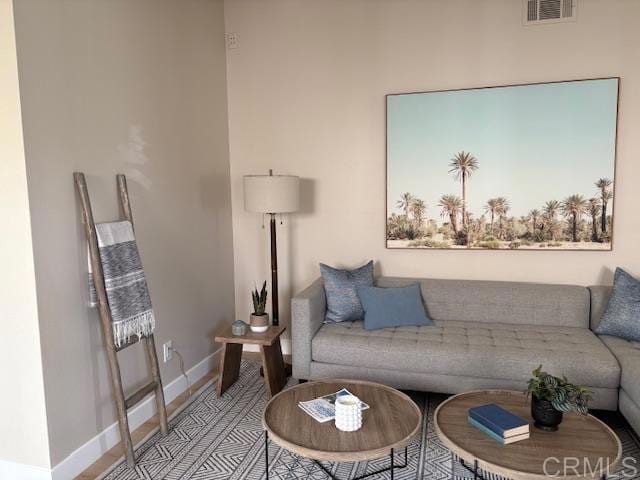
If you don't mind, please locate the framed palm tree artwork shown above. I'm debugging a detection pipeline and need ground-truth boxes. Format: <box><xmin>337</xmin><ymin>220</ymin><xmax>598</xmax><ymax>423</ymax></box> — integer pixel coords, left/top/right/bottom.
<box><xmin>386</xmin><ymin>78</ymin><xmax>619</xmax><ymax>250</ymax></box>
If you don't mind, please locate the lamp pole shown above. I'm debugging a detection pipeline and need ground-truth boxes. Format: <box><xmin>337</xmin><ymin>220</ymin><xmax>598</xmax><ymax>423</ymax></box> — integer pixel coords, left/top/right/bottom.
<box><xmin>269</xmin><ymin>212</ymin><xmax>279</xmax><ymax>326</ymax></box>
<box><xmin>244</xmin><ymin>168</ymin><xmax>298</xmax><ymax>330</ymax></box>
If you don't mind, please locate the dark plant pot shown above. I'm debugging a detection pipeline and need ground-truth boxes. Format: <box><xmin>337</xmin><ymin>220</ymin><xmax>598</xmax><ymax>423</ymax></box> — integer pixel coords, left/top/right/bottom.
<box><xmin>532</xmin><ymin>397</ymin><xmax>563</xmax><ymax>431</ymax></box>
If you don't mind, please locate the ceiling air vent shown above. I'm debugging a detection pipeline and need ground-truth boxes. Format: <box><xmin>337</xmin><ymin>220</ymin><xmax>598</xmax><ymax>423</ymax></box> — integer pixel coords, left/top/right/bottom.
<box><xmin>523</xmin><ymin>0</ymin><xmax>577</xmax><ymax>25</ymax></box>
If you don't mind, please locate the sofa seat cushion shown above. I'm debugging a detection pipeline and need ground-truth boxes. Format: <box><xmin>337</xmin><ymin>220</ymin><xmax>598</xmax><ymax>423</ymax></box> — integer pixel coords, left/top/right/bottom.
<box><xmin>312</xmin><ymin>320</ymin><xmax>620</xmax><ymax>389</ymax></box>
<box><xmin>599</xmin><ymin>335</ymin><xmax>640</xmax><ymax>403</ymax></box>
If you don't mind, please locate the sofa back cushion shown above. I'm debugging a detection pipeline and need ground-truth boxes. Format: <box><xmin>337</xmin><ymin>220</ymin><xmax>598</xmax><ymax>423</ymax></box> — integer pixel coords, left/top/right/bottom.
<box><xmin>375</xmin><ymin>277</ymin><xmax>590</xmax><ymax>328</ymax></box>
<box><xmin>589</xmin><ymin>285</ymin><xmax>613</xmax><ymax>331</ymax></box>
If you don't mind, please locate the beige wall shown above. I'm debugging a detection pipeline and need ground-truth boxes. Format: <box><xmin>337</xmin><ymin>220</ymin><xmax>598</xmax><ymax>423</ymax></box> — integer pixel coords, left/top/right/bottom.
<box><xmin>225</xmin><ymin>0</ymin><xmax>640</xmax><ymax>330</ymax></box>
<box><xmin>0</xmin><ymin>0</ymin><xmax>51</xmax><ymax>470</ymax></box>
<box><xmin>13</xmin><ymin>0</ymin><xmax>234</xmax><ymax>466</ymax></box>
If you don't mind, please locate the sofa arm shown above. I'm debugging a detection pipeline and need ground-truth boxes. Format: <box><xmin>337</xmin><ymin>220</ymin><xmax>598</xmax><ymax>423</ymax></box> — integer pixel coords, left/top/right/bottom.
<box><xmin>589</xmin><ymin>285</ymin><xmax>613</xmax><ymax>331</ymax></box>
<box><xmin>291</xmin><ymin>277</ymin><xmax>326</xmax><ymax>380</ymax></box>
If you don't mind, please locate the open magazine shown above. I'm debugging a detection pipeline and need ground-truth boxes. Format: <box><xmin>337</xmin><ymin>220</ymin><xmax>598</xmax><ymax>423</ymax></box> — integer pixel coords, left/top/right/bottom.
<box><xmin>298</xmin><ymin>388</ymin><xmax>370</xmax><ymax>423</ymax></box>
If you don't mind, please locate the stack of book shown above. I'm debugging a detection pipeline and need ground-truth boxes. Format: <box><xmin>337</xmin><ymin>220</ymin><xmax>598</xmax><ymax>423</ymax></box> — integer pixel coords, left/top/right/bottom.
<box><xmin>468</xmin><ymin>404</ymin><xmax>530</xmax><ymax>445</ymax></box>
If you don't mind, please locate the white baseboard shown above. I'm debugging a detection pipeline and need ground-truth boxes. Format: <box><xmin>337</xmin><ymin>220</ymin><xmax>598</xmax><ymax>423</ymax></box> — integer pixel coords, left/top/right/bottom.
<box><xmin>0</xmin><ymin>460</ymin><xmax>53</xmax><ymax>480</ymax></box>
<box><xmin>51</xmin><ymin>348</ymin><xmax>221</xmax><ymax>480</ymax></box>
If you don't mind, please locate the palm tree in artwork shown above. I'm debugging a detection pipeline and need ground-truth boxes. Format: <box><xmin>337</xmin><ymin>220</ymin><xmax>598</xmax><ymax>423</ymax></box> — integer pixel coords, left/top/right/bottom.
<box><xmin>588</xmin><ymin>198</ymin><xmax>601</xmax><ymax>242</ymax></box>
<box><xmin>448</xmin><ymin>151</ymin><xmax>479</xmax><ymax>231</ymax></box>
<box><xmin>544</xmin><ymin>200</ymin><xmax>561</xmax><ymax>240</ymax></box>
<box><xmin>396</xmin><ymin>192</ymin><xmax>414</xmax><ymax>218</ymax></box>
<box><xmin>595</xmin><ymin>178</ymin><xmax>613</xmax><ymax>235</ymax></box>
<box><xmin>438</xmin><ymin>194</ymin><xmax>463</xmax><ymax>234</ymax></box>
<box><xmin>409</xmin><ymin>198</ymin><xmax>427</xmax><ymax>225</ymax></box>
<box><xmin>562</xmin><ymin>195</ymin><xmax>588</xmax><ymax>242</ymax></box>
<box><xmin>600</xmin><ymin>190</ymin><xmax>613</xmax><ymax>235</ymax></box>
<box><xmin>484</xmin><ymin>198</ymin><xmax>500</xmax><ymax>235</ymax></box>
<box><xmin>544</xmin><ymin>200</ymin><xmax>560</xmax><ymax>221</ymax></box>
<box><xmin>529</xmin><ymin>209</ymin><xmax>541</xmax><ymax>233</ymax></box>
<box><xmin>519</xmin><ymin>216</ymin><xmax>529</xmax><ymax>233</ymax></box>
<box><xmin>495</xmin><ymin>197</ymin><xmax>510</xmax><ymax>239</ymax></box>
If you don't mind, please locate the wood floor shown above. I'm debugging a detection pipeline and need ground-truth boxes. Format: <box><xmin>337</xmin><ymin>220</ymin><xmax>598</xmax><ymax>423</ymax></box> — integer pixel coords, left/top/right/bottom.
<box><xmin>75</xmin><ymin>369</ymin><xmax>219</xmax><ymax>479</ymax></box>
<box><xmin>75</xmin><ymin>352</ymin><xmax>269</xmax><ymax>479</ymax></box>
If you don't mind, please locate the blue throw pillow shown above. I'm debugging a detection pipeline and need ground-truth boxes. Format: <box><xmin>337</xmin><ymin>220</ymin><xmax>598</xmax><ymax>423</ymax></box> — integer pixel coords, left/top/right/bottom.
<box><xmin>596</xmin><ymin>268</ymin><xmax>640</xmax><ymax>341</ymax></box>
<box><xmin>320</xmin><ymin>261</ymin><xmax>374</xmax><ymax>322</ymax></box>
<box><xmin>356</xmin><ymin>283</ymin><xmax>433</xmax><ymax>331</ymax></box>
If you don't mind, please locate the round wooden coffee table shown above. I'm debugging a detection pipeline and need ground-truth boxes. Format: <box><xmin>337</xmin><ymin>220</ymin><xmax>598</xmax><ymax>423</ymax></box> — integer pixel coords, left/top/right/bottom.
<box><xmin>434</xmin><ymin>390</ymin><xmax>622</xmax><ymax>480</ymax></box>
<box><xmin>262</xmin><ymin>379</ymin><xmax>422</xmax><ymax>479</ymax></box>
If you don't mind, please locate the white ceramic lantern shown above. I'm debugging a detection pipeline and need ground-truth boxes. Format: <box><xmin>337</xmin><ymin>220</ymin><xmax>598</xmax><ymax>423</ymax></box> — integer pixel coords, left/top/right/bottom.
<box><xmin>334</xmin><ymin>395</ymin><xmax>363</xmax><ymax>432</ymax></box>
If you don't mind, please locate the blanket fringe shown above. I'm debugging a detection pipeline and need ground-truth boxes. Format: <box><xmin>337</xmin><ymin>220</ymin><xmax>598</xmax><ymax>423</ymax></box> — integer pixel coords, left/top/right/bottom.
<box><xmin>112</xmin><ymin>311</ymin><xmax>156</xmax><ymax>348</ymax></box>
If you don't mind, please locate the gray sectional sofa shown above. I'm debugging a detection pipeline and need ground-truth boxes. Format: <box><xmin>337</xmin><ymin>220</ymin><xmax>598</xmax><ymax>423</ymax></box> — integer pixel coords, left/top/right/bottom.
<box><xmin>291</xmin><ymin>276</ymin><xmax>640</xmax><ymax>433</ymax></box>
<box><xmin>590</xmin><ymin>285</ymin><xmax>640</xmax><ymax>434</ymax></box>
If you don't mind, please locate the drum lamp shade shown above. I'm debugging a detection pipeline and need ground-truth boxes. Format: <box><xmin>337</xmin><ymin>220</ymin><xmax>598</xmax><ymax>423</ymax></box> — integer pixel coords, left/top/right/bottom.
<box><xmin>243</xmin><ymin>174</ymin><xmax>300</xmax><ymax>213</ymax></box>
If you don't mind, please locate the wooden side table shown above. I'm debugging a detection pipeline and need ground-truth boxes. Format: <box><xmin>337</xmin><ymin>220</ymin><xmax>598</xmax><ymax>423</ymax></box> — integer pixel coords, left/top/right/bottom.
<box><xmin>215</xmin><ymin>325</ymin><xmax>287</xmax><ymax>398</ymax></box>
<box><xmin>262</xmin><ymin>379</ymin><xmax>422</xmax><ymax>479</ymax></box>
<box><xmin>434</xmin><ymin>390</ymin><xmax>621</xmax><ymax>480</ymax></box>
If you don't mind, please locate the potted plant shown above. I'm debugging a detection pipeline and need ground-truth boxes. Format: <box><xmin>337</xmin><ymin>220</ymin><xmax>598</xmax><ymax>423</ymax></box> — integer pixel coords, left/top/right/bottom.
<box><xmin>250</xmin><ymin>281</ymin><xmax>269</xmax><ymax>333</ymax></box>
<box><xmin>526</xmin><ymin>365</ymin><xmax>592</xmax><ymax>431</ymax></box>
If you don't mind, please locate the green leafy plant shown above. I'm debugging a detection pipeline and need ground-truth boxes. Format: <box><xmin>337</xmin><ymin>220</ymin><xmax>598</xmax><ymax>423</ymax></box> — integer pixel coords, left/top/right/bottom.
<box><xmin>251</xmin><ymin>281</ymin><xmax>268</xmax><ymax>315</ymax></box>
<box><xmin>386</xmin><ymin>214</ymin><xmax>423</xmax><ymax>240</ymax></box>
<box><xmin>476</xmin><ymin>240</ymin><xmax>500</xmax><ymax>249</ymax></box>
<box><xmin>526</xmin><ymin>365</ymin><xmax>592</xmax><ymax>415</ymax></box>
<box><xmin>408</xmin><ymin>238</ymin><xmax>450</xmax><ymax>248</ymax></box>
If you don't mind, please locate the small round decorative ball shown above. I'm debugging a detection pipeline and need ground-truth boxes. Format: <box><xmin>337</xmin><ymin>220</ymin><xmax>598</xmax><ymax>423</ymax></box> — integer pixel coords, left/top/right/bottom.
<box><xmin>232</xmin><ymin>320</ymin><xmax>248</xmax><ymax>336</ymax></box>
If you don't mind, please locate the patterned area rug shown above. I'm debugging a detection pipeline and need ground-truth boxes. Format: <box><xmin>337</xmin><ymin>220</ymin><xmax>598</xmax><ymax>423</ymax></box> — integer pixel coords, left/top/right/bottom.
<box><xmin>101</xmin><ymin>361</ymin><xmax>640</xmax><ymax>480</ymax></box>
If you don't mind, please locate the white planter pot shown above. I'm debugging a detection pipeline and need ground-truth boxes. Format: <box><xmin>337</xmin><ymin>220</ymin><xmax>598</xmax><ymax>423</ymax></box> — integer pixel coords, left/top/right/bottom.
<box><xmin>250</xmin><ymin>313</ymin><xmax>269</xmax><ymax>333</ymax></box>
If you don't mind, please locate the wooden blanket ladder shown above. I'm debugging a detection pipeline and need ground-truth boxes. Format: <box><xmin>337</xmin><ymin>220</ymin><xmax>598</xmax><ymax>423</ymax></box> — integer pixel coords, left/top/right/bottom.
<box><xmin>74</xmin><ymin>172</ymin><xmax>169</xmax><ymax>467</ymax></box>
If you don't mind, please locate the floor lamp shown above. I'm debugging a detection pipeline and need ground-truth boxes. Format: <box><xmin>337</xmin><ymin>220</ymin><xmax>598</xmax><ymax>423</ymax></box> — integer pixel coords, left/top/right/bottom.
<box><xmin>243</xmin><ymin>170</ymin><xmax>300</xmax><ymax>327</ymax></box>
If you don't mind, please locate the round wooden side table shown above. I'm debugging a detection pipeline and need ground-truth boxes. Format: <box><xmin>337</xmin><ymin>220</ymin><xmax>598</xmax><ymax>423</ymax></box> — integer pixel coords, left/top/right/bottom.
<box><xmin>434</xmin><ymin>390</ymin><xmax>622</xmax><ymax>480</ymax></box>
<box><xmin>262</xmin><ymin>379</ymin><xmax>422</xmax><ymax>479</ymax></box>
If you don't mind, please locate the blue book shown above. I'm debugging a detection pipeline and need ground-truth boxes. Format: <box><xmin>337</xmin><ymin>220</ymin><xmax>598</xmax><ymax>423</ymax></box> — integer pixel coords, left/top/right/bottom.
<box><xmin>468</xmin><ymin>404</ymin><xmax>529</xmax><ymax>437</ymax></box>
<box><xmin>468</xmin><ymin>417</ymin><xmax>529</xmax><ymax>445</ymax></box>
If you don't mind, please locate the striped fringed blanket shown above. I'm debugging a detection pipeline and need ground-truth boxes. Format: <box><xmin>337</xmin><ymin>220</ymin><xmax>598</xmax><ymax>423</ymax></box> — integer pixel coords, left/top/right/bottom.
<box><xmin>88</xmin><ymin>221</ymin><xmax>155</xmax><ymax>348</ymax></box>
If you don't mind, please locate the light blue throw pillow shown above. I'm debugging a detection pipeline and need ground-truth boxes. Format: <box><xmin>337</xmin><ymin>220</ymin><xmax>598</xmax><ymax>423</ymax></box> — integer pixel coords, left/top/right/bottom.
<box><xmin>320</xmin><ymin>261</ymin><xmax>374</xmax><ymax>322</ymax></box>
<box><xmin>596</xmin><ymin>268</ymin><xmax>640</xmax><ymax>341</ymax></box>
<box><xmin>356</xmin><ymin>283</ymin><xmax>433</xmax><ymax>331</ymax></box>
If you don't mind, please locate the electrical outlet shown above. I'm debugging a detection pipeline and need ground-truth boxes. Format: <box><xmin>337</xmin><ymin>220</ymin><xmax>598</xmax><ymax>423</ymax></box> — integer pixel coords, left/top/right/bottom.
<box><xmin>163</xmin><ymin>340</ymin><xmax>173</xmax><ymax>363</ymax></box>
<box><xmin>227</xmin><ymin>32</ymin><xmax>238</xmax><ymax>49</ymax></box>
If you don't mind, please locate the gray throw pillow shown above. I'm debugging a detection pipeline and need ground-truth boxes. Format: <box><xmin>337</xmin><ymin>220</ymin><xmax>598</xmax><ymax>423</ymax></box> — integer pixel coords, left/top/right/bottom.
<box><xmin>320</xmin><ymin>260</ymin><xmax>374</xmax><ymax>322</ymax></box>
<box><xmin>596</xmin><ymin>268</ymin><xmax>640</xmax><ymax>341</ymax></box>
